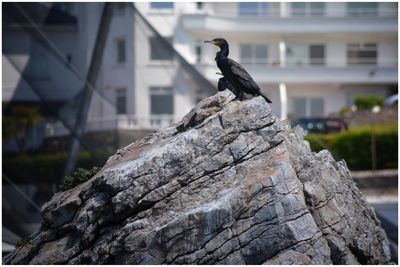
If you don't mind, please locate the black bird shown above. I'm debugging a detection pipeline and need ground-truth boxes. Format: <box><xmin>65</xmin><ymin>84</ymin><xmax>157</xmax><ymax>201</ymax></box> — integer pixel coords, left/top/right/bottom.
<box><xmin>204</xmin><ymin>38</ymin><xmax>272</xmax><ymax>103</ymax></box>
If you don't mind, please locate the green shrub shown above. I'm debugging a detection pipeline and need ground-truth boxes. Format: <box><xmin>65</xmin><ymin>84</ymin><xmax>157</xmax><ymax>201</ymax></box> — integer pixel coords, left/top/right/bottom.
<box><xmin>339</xmin><ymin>106</ymin><xmax>350</xmax><ymax>115</ymax></box>
<box><xmin>16</xmin><ymin>237</ymin><xmax>29</xmax><ymax>248</ymax></box>
<box><xmin>305</xmin><ymin>123</ymin><xmax>398</xmax><ymax>170</ymax></box>
<box><xmin>60</xmin><ymin>166</ymin><xmax>101</xmax><ymax>191</ymax></box>
<box><xmin>353</xmin><ymin>95</ymin><xmax>384</xmax><ymax>110</ymax></box>
<box><xmin>3</xmin><ymin>151</ymin><xmax>110</xmax><ymax>184</ymax></box>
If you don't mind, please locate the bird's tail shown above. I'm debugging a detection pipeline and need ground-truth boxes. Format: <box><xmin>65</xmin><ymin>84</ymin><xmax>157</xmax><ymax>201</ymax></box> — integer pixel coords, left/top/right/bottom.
<box><xmin>259</xmin><ymin>92</ymin><xmax>272</xmax><ymax>103</ymax></box>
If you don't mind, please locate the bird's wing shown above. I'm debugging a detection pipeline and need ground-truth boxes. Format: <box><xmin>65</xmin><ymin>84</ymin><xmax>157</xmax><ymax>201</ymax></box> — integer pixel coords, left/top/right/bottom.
<box><xmin>228</xmin><ymin>59</ymin><xmax>260</xmax><ymax>91</ymax></box>
<box><xmin>228</xmin><ymin>59</ymin><xmax>252</xmax><ymax>80</ymax></box>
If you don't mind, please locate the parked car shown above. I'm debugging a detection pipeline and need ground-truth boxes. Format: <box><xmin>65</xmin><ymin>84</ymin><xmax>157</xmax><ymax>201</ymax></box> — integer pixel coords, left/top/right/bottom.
<box><xmin>291</xmin><ymin>118</ymin><xmax>348</xmax><ymax>134</ymax></box>
<box><xmin>384</xmin><ymin>94</ymin><xmax>398</xmax><ymax>107</ymax></box>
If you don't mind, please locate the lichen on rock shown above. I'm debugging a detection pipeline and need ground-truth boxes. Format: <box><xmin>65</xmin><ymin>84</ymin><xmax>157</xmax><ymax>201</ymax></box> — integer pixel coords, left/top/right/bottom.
<box><xmin>4</xmin><ymin>90</ymin><xmax>391</xmax><ymax>264</ymax></box>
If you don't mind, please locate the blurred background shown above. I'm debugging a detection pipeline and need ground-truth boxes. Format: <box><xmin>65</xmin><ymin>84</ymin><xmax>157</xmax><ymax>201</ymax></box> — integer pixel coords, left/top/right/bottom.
<box><xmin>2</xmin><ymin>1</ymin><xmax>398</xmax><ymax>261</ymax></box>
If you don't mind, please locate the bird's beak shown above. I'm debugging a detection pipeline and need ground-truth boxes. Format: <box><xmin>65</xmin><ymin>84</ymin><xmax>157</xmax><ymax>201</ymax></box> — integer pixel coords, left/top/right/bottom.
<box><xmin>204</xmin><ymin>40</ymin><xmax>217</xmax><ymax>46</ymax></box>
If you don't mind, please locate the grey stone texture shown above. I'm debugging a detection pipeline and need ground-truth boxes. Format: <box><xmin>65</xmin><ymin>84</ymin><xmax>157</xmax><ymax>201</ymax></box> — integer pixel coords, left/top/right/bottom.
<box><xmin>4</xmin><ymin>90</ymin><xmax>391</xmax><ymax>264</ymax></box>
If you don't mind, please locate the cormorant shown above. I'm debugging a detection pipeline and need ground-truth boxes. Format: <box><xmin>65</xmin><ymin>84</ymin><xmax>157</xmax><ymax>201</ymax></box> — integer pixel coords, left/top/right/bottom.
<box><xmin>204</xmin><ymin>38</ymin><xmax>272</xmax><ymax>103</ymax></box>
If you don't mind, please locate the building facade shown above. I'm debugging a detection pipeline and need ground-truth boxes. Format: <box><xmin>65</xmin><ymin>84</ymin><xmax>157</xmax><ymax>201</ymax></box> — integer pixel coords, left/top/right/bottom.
<box><xmin>138</xmin><ymin>2</ymin><xmax>398</xmax><ymax>119</ymax></box>
<box><xmin>3</xmin><ymin>2</ymin><xmax>398</xmax><ymax>137</ymax></box>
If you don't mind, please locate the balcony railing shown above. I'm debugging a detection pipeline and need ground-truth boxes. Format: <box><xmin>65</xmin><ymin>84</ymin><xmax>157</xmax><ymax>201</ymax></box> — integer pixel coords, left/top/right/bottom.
<box><xmin>184</xmin><ymin>7</ymin><xmax>397</xmax><ymax>19</ymax></box>
<box><xmin>201</xmin><ymin>57</ymin><xmax>397</xmax><ymax>68</ymax></box>
<box><xmin>45</xmin><ymin>114</ymin><xmax>176</xmax><ymax>137</ymax></box>
<box><xmin>196</xmin><ymin>59</ymin><xmax>397</xmax><ymax>84</ymax></box>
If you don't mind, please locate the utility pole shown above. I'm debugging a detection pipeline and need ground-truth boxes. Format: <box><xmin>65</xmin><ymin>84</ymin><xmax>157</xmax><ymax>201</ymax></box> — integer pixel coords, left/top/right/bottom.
<box><xmin>62</xmin><ymin>3</ymin><xmax>114</xmax><ymax>179</ymax></box>
<box><xmin>279</xmin><ymin>40</ymin><xmax>287</xmax><ymax>120</ymax></box>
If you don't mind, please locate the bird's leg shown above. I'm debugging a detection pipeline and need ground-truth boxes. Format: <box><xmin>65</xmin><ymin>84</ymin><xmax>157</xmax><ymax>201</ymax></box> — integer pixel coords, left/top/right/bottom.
<box><xmin>232</xmin><ymin>90</ymin><xmax>241</xmax><ymax>101</ymax></box>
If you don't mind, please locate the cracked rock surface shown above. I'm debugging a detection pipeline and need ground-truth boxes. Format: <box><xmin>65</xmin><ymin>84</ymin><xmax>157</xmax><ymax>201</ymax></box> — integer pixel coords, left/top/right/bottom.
<box><xmin>4</xmin><ymin>90</ymin><xmax>391</xmax><ymax>264</ymax></box>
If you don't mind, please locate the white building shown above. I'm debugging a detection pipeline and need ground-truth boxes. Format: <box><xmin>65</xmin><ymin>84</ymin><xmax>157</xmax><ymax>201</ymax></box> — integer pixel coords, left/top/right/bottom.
<box><xmin>3</xmin><ymin>2</ymin><xmax>398</xmax><ymax>137</ymax></box>
<box><xmin>137</xmin><ymin>2</ymin><xmax>398</xmax><ymax>119</ymax></box>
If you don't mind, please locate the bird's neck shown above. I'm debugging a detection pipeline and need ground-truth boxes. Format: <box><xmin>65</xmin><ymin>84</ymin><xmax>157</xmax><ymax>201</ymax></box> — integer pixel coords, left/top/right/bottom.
<box><xmin>219</xmin><ymin>44</ymin><xmax>229</xmax><ymax>57</ymax></box>
<box><xmin>215</xmin><ymin>45</ymin><xmax>229</xmax><ymax>61</ymax></box>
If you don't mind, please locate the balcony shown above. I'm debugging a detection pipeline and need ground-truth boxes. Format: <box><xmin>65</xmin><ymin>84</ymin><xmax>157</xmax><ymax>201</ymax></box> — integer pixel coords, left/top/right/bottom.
<box><xmin>196</xmin><ymin>62</ymin><xmax>397</xmax><ymax>84</ymax></box>
<box><xmin>181</xmin><ymin>10</ymin><xmax>397</xmax><ymax>35</ymax></box>
<box><xmin>45</xmin><ymin>114</ymin><xmax>176</xmax><ymax>137</ymax></box>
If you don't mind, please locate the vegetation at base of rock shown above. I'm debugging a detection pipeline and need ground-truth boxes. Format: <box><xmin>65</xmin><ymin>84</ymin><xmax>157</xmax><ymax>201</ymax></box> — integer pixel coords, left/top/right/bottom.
<box><xmin>60</xmin><ymin>166</ymin><xmax>101</xmax><ymax>191</ymax></box>
<box><xmin>305</xmin><ymin>123</ymin><xmax>397</xmax><ymax>170</ymax></box>
<box><xmin>15</xmin><ymin>237</ymin><xmax>29</xmax><ymax>248</ymax></box>
<box><xmin>3</xmin><ymin>151</ymin><xmax>110</xmax><ymax>184</ymax></box>
<box><xmin>353</xmin><ymin>95</ymin><xmax>384</xmax><ymax>110</ymax></box>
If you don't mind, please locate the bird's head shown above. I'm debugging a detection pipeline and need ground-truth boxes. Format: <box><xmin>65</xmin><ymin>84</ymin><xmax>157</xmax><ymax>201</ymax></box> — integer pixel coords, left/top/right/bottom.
<box><xmin>204</xmin><ymin>38</ymin><xmax>228</xmax><ymax>48</ymax></box>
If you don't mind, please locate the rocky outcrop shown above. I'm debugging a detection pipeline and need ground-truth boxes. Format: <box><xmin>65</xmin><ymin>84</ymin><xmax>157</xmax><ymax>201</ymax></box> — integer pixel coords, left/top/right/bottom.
<box><xmin>4</xmin><ymin>90</ymin><xmax>391</xmax><ymax>264</ymax></box>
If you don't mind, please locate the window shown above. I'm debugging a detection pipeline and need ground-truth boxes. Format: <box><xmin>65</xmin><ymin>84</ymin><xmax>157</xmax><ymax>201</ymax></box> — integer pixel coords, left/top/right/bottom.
<box><xmin>347</xmin><ymin>2</ymin><xmax>377</xmax><ymax>17</ymax></box>
<box><xmin>116</xmin><ymin>39</ymin><xmax>126</xmax><ymax>63</ymax></box>
<box><xmin>150</xmin><ymin>2</ymin><xmax>174</xmax><ymax>9</ymax></box>
<box><xmin>291</xmin><ymin>2</ymin><xmax>306</xmax><ymax>16</ymax></box>
<box><xmin>310</xmin><ymin>98</ymin><xmax>324</xmax><ymax>117</ymax></box>
<box><xmin>293</xmin><ymin>97</ymin><xmax>307</xmax><ymax>118</ymax></box>
<box><xmin>195</xmin><ymin>40</ymin><xmax>202</xmax><ymax>63</ymax></box>
<box><xmin>291</xmin><ymin>2</ymin><xmax>325</xmax><ymax>17</ymax></box>
<box><xmin>309</xmin><ymin>45</ymin><xmax>325</xmax><ymax>65</ymax></box>
<box><xmin>150</xmin><ymin>36</ymin><xmax>174</xmax><ymax>60</ymax></box>
<box><xmin>116</xmin><ymin>88</ymin><xmax>127</xmax><ymax>114</ymax></box>
<box><xmin>238</xmin><ymin>2</ymin><xmax>269</xmax><ymax>16</ymax></box>
<box><xmin>286</xmin><ymin>43</ymin><xmax>325</xmax><ymax>66</ymax></box>
<box><xmin>240</xmin><ymin>44</ymin><xmax>268</xmax><ymax>64</ymax></box>
<box><xmin>114</xmin><ymin>3</ymin><xmax>125</xmax><ymax>15</ymax></box>
<box><xmin>30</xmin><ymin>41</ymin><xmax>49</xmax><ymax>80</ymax></box>
<box><xmin>347</xmin><ymin>43</ymin><xmax>377</xmax><ymax>65</ymax></box>
<box><xmin>150</xmin><ymin>87</ymin><xmax>174</xmax><ymax>115</ymax></box>
<box><xmin>292</xmin><ymin>97</ymin><xmax>324</xmax><ymax>118</ymax></box>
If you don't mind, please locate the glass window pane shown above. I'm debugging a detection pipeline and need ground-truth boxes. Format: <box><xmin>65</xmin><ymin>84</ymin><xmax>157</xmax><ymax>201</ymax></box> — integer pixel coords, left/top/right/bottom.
<box><xmin>195</xmin><ymin>45</ymin><xmax>202</xmax><ymax>63</ymax></box>
<box><xmin>309</xmin><ymin>44</ymin><xmax>325</xmax><ymax>65</ymax></box>
<box><xmin>364</xmin><ymin>43</ymin><xmax>377</xmax><ymax>49</ymax></box>
<box><xmin>255</xmin><ymin>45</ymin><xmax>268</xmax><ymax>64</ymax></box>
<box><xmin>293</xmin><ymin>97</ymin><xmax>307</xmax><ymax>118</ymax></box>
<box><xmin>291</xmin><ymin>2</ymin><xmax>306</xmax><ymax>16</ymax></box>
<box><xmin>310</xmin><ymin>98</ymin><xmax>324</xmax><ymax>117</ymax></box>
<box><xmin>358</xmin><ymin>51</ymin><xmax>377</xmax><ymax>64</ymax></box>
<box><xmin>150</xmin><ymin>87</ymin><xmax>174</xmax><ymax>115</ymax></box>
<box><xmin>346</xmin><ymin>43</ymin><xmax>377</xmax><ymax>65</ymax></box>
<box><xmin>310</xmin><ymin>2</ymin><xmax>324</xmax><ymax>16</ymax></box>
<box><xmin>240</xmin><ymin>44</ymin><xmax>252</xmax><ymax>63</ymax></box>
<box><xmin>347</xmin><ymin>2</ymin><xmax>377</xmax><ymax>16</ymax></box>
<box><xmin>239</xmin><ymin>2</ymin><xmax>258</xmax><ymax>16</ymax></box>
<box><xmin>117</xmin><ymin>39</ymin><xmax>126</xmax><ymax>63</ymax></box>
<box><xmin>150</xmin><ymin>36</ymin><xmax>174</xmax><ymax>60</ymax></box>
<box><xmin>150</xmin><ymin>2</ymin><xmax>174</xmax><ymax>9</ymax></box>
<box><xmin>261</xmin><ymin>2</ymin><xmax>269</xmax><ymax>15</ymax></box>
<box><xmin>116</xmin><ymin>89</ymin><xmax>127</xmax><ymax>114</ymax></box>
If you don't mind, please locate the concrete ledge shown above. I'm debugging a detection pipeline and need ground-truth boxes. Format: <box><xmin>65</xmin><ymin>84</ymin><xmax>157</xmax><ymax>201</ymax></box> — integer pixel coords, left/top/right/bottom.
<box><xmin>352</xmin><ymin>169</ymin><xmax>398</xmax><ymax>189</ymax></box>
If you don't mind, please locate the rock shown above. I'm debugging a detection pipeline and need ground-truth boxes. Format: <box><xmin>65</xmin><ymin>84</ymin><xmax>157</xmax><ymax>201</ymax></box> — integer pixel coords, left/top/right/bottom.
<box><xmin>4</xmin><ymin>90</ymin><xmax>391</xmax><ymax>264</ymax></box>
